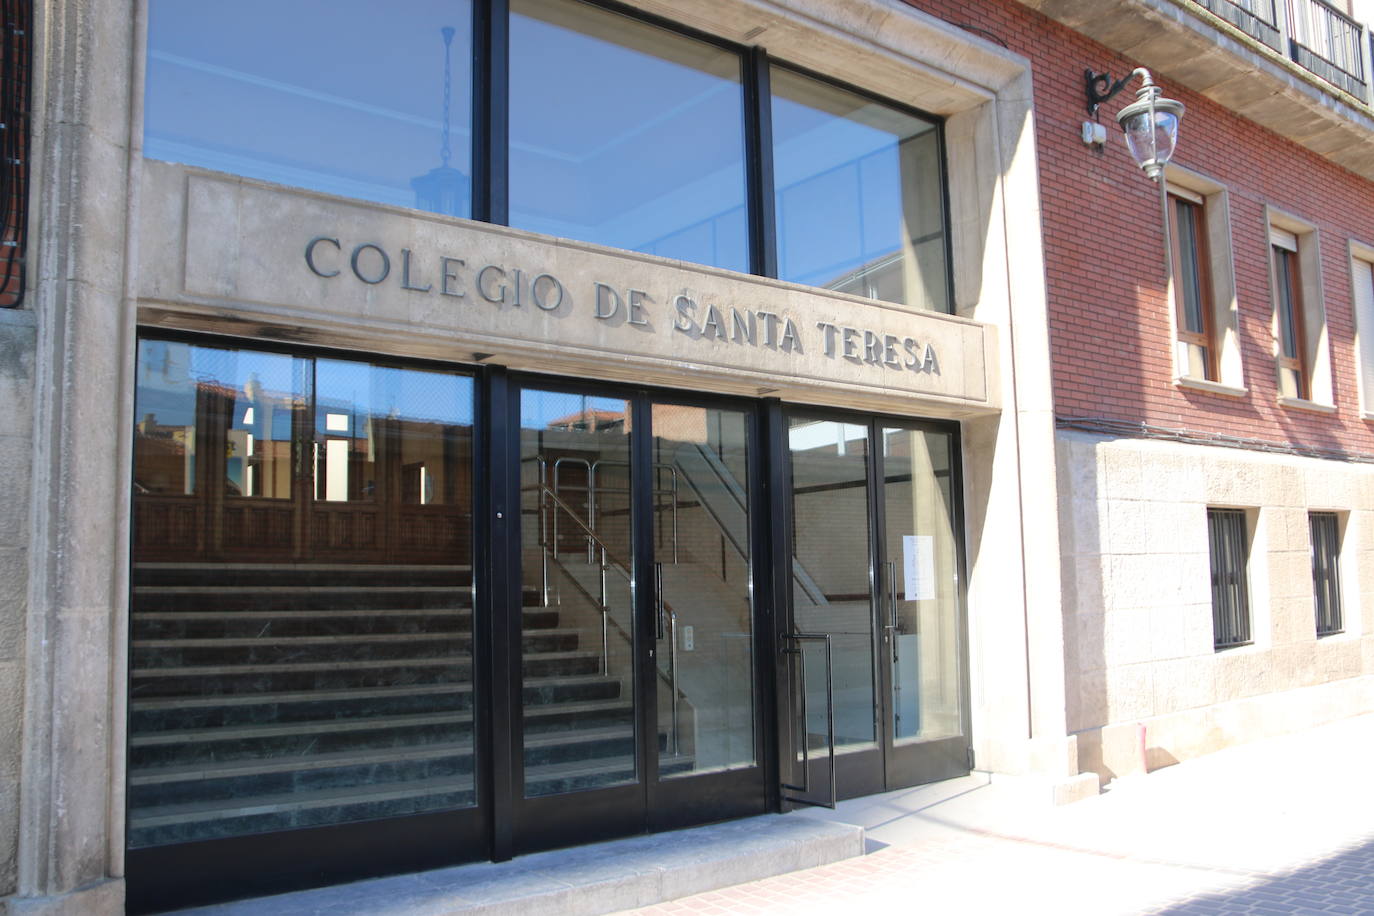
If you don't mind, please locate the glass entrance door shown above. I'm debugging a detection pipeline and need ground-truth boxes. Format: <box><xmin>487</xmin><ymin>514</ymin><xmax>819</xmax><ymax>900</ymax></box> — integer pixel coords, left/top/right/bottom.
<box><xmin>512</xmin><ymin>383</ymin><xmax>765</xmax><ymax>850</ymax></box>
<box><xmin>783</xmin><ymin>414</ymin><xmax>967</xmax><ymax>801</ymax></box>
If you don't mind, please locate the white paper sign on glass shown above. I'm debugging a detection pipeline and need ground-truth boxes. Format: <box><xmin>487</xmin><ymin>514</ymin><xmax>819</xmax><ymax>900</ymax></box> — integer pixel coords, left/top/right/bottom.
<box><xmin>903</xmin><ymin>534</ymin><xmax>936</xmax><ymax>601</ymax></box>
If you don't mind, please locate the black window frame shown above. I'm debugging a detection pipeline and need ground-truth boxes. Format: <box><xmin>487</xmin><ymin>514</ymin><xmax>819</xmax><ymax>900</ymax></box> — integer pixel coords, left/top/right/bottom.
<box><xmin>143</xmin><ymin>0</ymin><xmax>956</xmax><ymax>314</ymax></box>
<box><xmin>1207</xmin><ymin>507</ymin><xmax>1252</xmax><ymax>650</ymax></box>
<box><xmin>482</xmin><ymin>0</ymin><xmax>955</xmax><ymax>311</ymax></box>
<box><xmin>1309</xmin><ymin>511</ymin><xmax>1344</xmax><ymax>637</ymax></box>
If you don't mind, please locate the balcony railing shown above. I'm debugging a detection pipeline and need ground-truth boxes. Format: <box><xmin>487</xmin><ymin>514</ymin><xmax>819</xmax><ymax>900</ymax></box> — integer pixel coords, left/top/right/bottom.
<box><xmin>1189</xmin><ymin>0</ymin><xmax>1371</xmax><ymax>100</ymax></box>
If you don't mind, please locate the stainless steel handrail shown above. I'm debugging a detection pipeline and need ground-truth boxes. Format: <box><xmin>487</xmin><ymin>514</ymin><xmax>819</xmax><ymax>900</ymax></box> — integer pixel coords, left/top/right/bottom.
<box><xmin>591</xmin><ymin>459</ymin><xmax>679</xmax><ymax>563</ymax></box>
<box><xmin>551</xmin><ymin>457</ymin><xmax>593</xmax><ymax>563</ymax></box>
<box><xmin>534</xmin><ymin>476</ymin><xmax>682</xmax><ymax>753</ymax></box>
<box><xmin>779</xmin><ymin>632</ymin><xmax>835</xmax><ymax>809</ymax></box>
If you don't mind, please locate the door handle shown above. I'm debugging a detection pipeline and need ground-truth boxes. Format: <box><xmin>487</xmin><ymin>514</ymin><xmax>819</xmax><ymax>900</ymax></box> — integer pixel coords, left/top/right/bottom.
<box><xmin>654</xmin><ymin>562</ymin><xmax>665</xmax><ymax>640</ymax></box>
<box><xmin>885</xmin><ymin>561</ymin><xmax>899</xmax><ymax>631</ymax></box>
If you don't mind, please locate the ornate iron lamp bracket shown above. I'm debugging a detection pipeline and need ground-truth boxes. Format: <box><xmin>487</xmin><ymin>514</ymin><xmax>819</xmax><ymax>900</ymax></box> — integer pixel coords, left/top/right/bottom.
<box><xmin>1085</xmin><ymin>69</ymin><xmax>1132</xmax><ymax>116</ymax></box>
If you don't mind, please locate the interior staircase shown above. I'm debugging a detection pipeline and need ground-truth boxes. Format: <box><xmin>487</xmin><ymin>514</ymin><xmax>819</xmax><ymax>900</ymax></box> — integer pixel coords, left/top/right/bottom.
<box><xmin>127</xmin><ymin>561</ymin><xmax>672</xmax><ymax>848</ymax></box>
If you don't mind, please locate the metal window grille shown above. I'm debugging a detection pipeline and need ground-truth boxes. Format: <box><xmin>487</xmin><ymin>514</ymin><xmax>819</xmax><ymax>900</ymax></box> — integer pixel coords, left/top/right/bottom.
<box><xmin>1309</xmin><ymin>512</ymin><xmax>1343</xmax><ymax>636</ymax></box>
<box><xmin>1208</xmin><ymin>508</ymin><xmax>1252</xmax><ymax>649</ymax></box>
<box><xmin>0</xmin><ymin>0</ymin><xmax>31</xmax><ymax>308</ymax></box>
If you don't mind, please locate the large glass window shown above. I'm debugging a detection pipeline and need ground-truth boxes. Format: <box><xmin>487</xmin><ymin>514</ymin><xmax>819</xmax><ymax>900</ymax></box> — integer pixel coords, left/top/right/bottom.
<box><xmin>130</xmin><ymin>339</ymin><xmax>477</xmax><ymax>848</ymax></box>
<box><xmin>508</xmin><ymin>0</ymin><xmax>748</xmax><ymax>272</ymax></box>
<box><xmin>142</xmin><ymin>1</ymin><xmax>952</xmax><ymax>310</ymax></box>
<box><xmin>145</xmin><ymin>1</ymin><xmax>474</xmax><ymax>217</ymax></box>
<box><xmin>771</xmin><ymin>68</ymin><xmax>948</xmax><ymax>310</ymax></box>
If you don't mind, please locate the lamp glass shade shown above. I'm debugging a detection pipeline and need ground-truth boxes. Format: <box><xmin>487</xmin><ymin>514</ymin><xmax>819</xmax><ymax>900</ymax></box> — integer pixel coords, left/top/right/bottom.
<box><xmin>1117</xmin><ymin>95</ymin><xmax>1184</xmax><ymax>179</ymax></box>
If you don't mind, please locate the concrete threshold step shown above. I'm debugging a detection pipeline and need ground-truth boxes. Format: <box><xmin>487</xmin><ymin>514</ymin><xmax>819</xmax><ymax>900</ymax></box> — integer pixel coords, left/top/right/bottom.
<box><xmin>171</xmin><ymin>812</ymin><xmax>864</xmax><ymax>916</ymax></box>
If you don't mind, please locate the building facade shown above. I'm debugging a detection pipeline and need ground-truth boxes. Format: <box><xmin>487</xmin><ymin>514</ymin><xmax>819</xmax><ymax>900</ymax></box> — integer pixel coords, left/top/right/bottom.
<box><xmin>0</xmin><ymin>0</ymin><xmax>1371</xmax><ymax>912</ymax></box>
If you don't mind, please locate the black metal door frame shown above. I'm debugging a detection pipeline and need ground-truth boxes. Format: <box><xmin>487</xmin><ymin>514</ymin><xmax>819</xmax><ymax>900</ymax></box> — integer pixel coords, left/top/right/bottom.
<box><xmin>774</xmin><ymin>406</ymin><xmax>970</xmax><ymax>807</ymax></box>
<box><xmin>500</xmin><ymin>373</ymin><xmax>773</xmax><ymax>856</ymax></box>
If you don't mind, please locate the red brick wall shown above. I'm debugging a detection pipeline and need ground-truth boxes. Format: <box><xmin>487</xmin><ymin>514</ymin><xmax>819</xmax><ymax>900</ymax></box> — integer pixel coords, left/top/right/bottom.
<box><xmin>905</xmin><ymin>0</ymin><xmax>1374</xmax><ymax>456</ymax></box>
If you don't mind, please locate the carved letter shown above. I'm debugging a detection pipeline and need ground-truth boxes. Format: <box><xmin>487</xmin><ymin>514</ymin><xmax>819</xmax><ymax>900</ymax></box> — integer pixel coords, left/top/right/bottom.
<box><xmin>477</xmin><ymin>265</ymin><xmax>508</xmax><ymax>303</ymax></box>
<box><xmin>922</xmin><ymin>344</ymin><xmax>939</xmax><ymax>374</ymax></box>
<box><xmin>863</xmin><ymin>330</ymin><xmax>881</xmax><ymax>365</ymax></box>
<box><xmin>882</xmin><ymin>334</ymin><xmax>902</xmax><ymax>369</ymax></box>
<box><xmin>816</xmin><ymin>322</ymin><xmax>838</xmax><ymax>357</ymax></box>
<box><xmin>731</xmin><ymin>309</ymin><xmax>756</xmax><ymax>345</ymax></box>
<box><xmin>842</xmin><ymin>327</ymin><xmax>861</xmax><ymax>363</ymax></box>
<box><xmin>441</xmin><ymin>257</ymin><xmax>466</xmax><ymax>298</ymax></box>
<box><xmin>400</xmin><ymin>248</ymin><xmax>431</xmax><ymax>292</ymax></box>
<box><xmin>757</xmin><ymin>311</ymin><xmax>781</xmax><ymax>348</ymax></box>
<box><xmin>628</xmin><ymin>289</ymin><xmax>651</xmax><ymax>326</ymax></box>
<box><xmin>305</xmin><ymin>236</ymin><xmax>341</xmax><ymax>278</ymax></box>
<box><xmin>350</xmin><ymin>243</ymin><xmax>390</xmax><ymax>285</ymax></box>
<box><xmin>674</xmin><ymin>296</ymin><xmax>700</xmax><ymax>334</ymax></box>
<box><xmin>903</xmin><ymin>337</ymin><xmax>920</xmax><ymax>369</ymax></box>
<box><xmin>594</xmin><ymin>282</ymin><xmax>622</xmax><ymax>319</ymax></box>
<box><xmin>701</xmin><ymin>304</ymin><xmax>726</xmax><ymax>341</ymax></box>
<box><xmin>531</xmin><ymin>273</ymin><xmax>564</xmax><ymax>311</ymax></box>
<box><xmin>780</xmin><ymin>318</ymin><xmax>802</xmax><ymax>354</ymax></box>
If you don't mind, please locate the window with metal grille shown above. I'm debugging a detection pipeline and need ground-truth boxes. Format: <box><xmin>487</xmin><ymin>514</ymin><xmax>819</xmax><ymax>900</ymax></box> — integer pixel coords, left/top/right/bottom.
<box><xmin>1207</xmin><ymin>508</ymin><xmax>1251</xmax><ymax>649</ymax></box>
<box><xmin>1309</xmin><ymin>512</ymin><xmax>1343</xmax><ymax>636</ymax></box>
<box><xmin>0</xmin><ymin>0</ymin><xmax>30</xmax><ymax>307</ymax></box>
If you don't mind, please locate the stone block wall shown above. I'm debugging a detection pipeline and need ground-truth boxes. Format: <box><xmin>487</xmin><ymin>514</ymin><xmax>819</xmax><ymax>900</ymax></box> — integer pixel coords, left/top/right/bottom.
<box><xmin>1058</xmin><ymin>430</ymin><xmax>1374</xmax><ymax>780</ymax></box>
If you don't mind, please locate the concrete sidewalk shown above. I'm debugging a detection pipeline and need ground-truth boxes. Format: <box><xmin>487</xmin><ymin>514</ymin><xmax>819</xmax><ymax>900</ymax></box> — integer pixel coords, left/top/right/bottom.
<box><xmin>621</xmin><ymin>713</ymin><xmax>1374</xmax><ymax>914</ymax></box>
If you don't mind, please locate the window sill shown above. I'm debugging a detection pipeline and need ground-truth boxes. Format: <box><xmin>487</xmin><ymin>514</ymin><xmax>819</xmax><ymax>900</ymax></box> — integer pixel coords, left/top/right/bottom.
<box><xmin>1176</xmin><ymin>376</ymin><xmax>1247</xmax><ymax>398</ymax></box>
<box><xmin>1317</xmin><ymin>628</ymin><xmax>1356</xmax><ymax>641</ymax></box>
<box><xmin>1277</xmin><ymin>396</ymin><xmax>1337</xmax><ymax>414</ymax></box>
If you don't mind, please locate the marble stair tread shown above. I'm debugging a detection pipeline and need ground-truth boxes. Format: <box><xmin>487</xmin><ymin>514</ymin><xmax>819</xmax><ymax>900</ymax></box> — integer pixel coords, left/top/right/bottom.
<box><xmin>128</xmin><ymin>673</ymin><xmax>612</xmax><ymax>710</ymax></box>
<box><xmin>131</xmin><ymin>650</ymin><xmax>602</xmax><ymax>677</ymax></box>
<box><xmin>133</xmin><ymin>627</ymin><xmax>578</xmax><ymax>649</ymax></box>
<box><xmin>129</xmin><ymin>741</ymin><xmax>476</xmax><ymax>786</ymax></box>
<box><xmin>134</xmin><ymin>563</ymin><xmax>474</xmax><ymax>571</ymax></box>
<box><xmin>132</xmin><ymin>632</ymin><xmax>475</xmax><ymax>648</ymax></box>
<box><xmin>132</xmin><ymin>696</ymin><xmax>630</xmax><ymax>746</ymax></box>
<box><xmin>131</xmin><ymin>721</ymin><xmax>639</xmax><ymax>785</ymax></box>
<box><xmin>129</xmin><ymin>776</ymin><xmax>475</xmax><ymax>829</ymax></box>
<box><xmin>130</xmin><ymin>710</ymin><xmax>474</xmax><ymax>746</ymax></box>
<box><xmin>133</xmin><ymin>585</ymin><xmax>472</xmax><ymax>594</ymax></box>
<box><xmin>134</xmin><ymin>609</ymin><xmax>480</xmax><ymax>620</ymax></box>
<box><xmin>130</xmin><ymin>656</ymin><xmax>465</xmax><ymax>677</ymax></box>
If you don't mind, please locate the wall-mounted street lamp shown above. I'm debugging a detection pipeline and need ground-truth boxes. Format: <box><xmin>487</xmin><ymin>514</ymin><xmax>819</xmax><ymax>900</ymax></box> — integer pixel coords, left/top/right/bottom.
<box><xmin>1084</xmin><ymin>67</ymin><xmax>1185</xmax><ymax>182</ymax></box>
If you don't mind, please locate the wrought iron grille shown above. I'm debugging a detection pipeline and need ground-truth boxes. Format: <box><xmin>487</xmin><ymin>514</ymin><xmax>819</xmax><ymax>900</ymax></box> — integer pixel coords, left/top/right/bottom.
<box><xmin>0</xmin><ymin>0</ymin><xmax>30</xmax><ymax>308</ymax></box>
<box><xmin>1208</xmin><ymin>508</ymin><xmax>1252</xmax><ymax>649</ymax></box>
<box><xmin>1288</xmin><ymin>0</ymin><xmax>1367</xmax><ymax>96</ymax></box>
<box><xmin>1309</xmin><ymin>512</ymin><xmax>1343</xmax><ymax>636</ymax></box>
<box><xmin>1192</xmin><ymin>0</ymin><xmax>1283</xmax><ymax>51</ymax></box>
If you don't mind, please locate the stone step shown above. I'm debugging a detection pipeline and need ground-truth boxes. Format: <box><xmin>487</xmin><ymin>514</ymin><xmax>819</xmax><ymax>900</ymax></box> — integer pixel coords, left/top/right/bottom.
<box><xmin>157</xmin><ymin>813</ymin><xmax>865</xmax><ymax>916</ymax></box>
